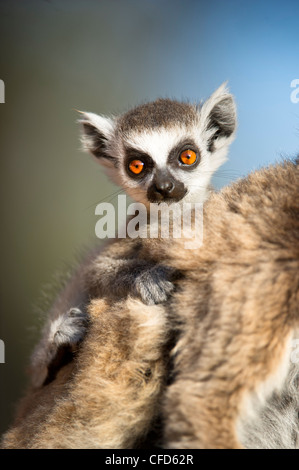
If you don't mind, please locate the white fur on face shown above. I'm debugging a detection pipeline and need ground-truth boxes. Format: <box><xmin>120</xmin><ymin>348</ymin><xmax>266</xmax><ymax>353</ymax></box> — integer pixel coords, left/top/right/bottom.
<box><xmin>80</xmin><ymin>84</ymin><xmax>237</xmax><ymax>206</ymax></box>
<box><xmin>116</xmin><ymin>122</ymin><xmax>233</xmax><ymax>205</ymax></box>
<box><xmin>124</xmin><ymin>127</ymin><xmax>186</xmax><ymax>169</ymax></box>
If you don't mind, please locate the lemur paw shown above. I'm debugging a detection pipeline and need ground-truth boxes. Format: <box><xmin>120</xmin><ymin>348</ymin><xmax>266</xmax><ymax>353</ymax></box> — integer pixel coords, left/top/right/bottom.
<box><xmin>52</xmin><ymin>308</ymin><xmax>89</xmax><ymax>346</ymax></box>
<box><xmin>31</xmin><ymin>308</ymin><xmax>89</xmax><ymax>388</ymax></box>
<box><xmin>133</xmin><ymin>265</ymin><xmax>177</xmax><ymax>305</ymax></box>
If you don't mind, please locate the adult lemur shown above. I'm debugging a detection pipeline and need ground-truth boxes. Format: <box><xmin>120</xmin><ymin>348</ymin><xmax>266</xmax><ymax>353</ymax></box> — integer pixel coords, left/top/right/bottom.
<box><xmin>2</xmin><ymin>85</ymin><xmax>298</xmax><ymax>448</ymax></box>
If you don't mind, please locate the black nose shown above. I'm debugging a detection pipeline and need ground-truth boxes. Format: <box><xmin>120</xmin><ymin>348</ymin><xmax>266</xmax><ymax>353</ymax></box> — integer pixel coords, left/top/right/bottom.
<box><xmin>147</xmin><ymin>169</ymin><xmax>186</xmax><ymax>203</ymax></box>
<box><xmin>154</xmin><ymin>180</ymin><xmax>174</xmax><ymax>195</ymax></box>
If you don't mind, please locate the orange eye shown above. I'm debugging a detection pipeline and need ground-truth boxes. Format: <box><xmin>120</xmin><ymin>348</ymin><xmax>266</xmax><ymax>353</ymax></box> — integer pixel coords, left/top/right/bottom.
<box><xmin>179</xmin><ymin>149</ymin><xmax>197</xmax><ymax>165</ymax></box>
<box><xmin>129</xmin><ymin>159</ymin><xmax>144</xmax><ymax>175</ymax></box>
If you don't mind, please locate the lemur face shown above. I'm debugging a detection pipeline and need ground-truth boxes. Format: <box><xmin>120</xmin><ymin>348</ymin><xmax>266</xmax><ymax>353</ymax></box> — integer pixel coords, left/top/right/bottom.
<box><xmin>80</xmin><ymin>83</ymin><xmax>237</xmax><ymax>207</ymax></box>
<box><xmin>122</xmin><ymin>126</ymin><xmax>199</xmax><ymax>204</ymax></box>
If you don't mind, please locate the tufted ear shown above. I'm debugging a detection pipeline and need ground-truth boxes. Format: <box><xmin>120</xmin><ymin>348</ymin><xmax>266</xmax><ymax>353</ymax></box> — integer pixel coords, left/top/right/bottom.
<box><xmin>78</xmin><ymin>111</ymin><xmax>117</xmax><ymax>168</ymax></box>
<box><xmin>199</xmin><ymin>83</ymin><xmax>237</xmax><ymax>152</ymax></box>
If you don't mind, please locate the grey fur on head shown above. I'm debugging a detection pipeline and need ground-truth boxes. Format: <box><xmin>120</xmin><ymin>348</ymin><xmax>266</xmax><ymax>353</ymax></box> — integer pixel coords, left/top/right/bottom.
<box><xmin>78</xmin><ymin>83</ymin><xmax>237</xmax><ymax>206</ymax></box>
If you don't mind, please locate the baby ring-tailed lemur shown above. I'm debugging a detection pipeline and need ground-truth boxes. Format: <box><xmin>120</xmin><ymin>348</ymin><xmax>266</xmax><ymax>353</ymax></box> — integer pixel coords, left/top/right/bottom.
<box><xmin>29</xmin><ymin>83</ymin><xmax>237</xmax><ymax>389</ymax></box>
<box><xmin>2</xmin><ymin>85</ymin><xmax>298</xmax><ymax>449</ymax></box>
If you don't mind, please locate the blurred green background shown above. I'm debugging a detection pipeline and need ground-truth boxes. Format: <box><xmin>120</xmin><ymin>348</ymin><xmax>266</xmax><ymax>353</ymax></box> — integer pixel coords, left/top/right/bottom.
<box><xmin>1</xmin><ymin>0</ymin><xmax>299</xmax><ymax>435</ymax></box>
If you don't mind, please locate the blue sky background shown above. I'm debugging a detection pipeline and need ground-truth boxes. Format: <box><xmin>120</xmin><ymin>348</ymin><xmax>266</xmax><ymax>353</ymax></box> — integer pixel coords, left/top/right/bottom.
<box><xmin>0</xmin><ymin>0</ymin><xmax>299</xmax><ymax>433</ymax></box>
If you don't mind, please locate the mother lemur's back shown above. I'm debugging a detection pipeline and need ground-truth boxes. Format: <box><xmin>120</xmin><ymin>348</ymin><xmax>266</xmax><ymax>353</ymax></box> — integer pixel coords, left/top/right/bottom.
<box><xmin>161</xmin><ymin>158</ymin><xmax>299</xmax><ymax>448</ymax></box>
<box><xmin>2</xmin><ymin>159</ymin><xmax>299</xmax><ymax>448</ymax></box>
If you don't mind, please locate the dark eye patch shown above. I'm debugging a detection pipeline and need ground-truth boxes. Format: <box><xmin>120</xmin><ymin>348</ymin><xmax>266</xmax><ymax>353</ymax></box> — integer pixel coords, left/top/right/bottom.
<box><xmin>167</xmin><ymin>138</ymin><xmax>201</xmax><ymax>171</ymax></box>
<box><xmin>124</xmin><ymin>146</ymin><xmax>154</xmax><ymax>179</ymax></box>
